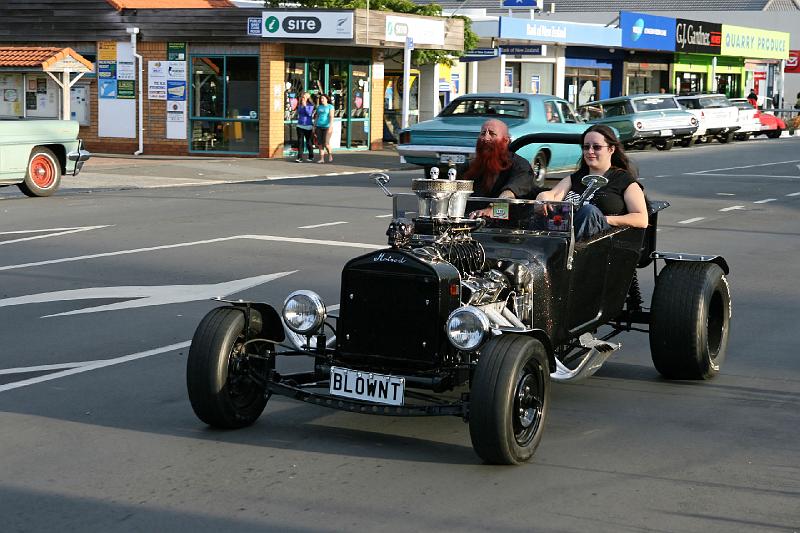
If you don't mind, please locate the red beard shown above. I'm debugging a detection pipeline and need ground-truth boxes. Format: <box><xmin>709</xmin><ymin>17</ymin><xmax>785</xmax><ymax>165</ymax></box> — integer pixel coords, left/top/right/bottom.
<box><xmin>464</xmin><ymin>138</ymin><xmax>511</xmax><ymax>193</ymax></box>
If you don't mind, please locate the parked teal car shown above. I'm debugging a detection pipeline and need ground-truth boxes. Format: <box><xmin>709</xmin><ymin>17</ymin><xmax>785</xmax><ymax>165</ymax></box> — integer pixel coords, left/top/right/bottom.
<box><xmin>578</xmin><ymin>94</ymin><xmax>698</xmax><ymax>151</ymax></box>
<box><xmin>397</xmin><ymin>93</ymin><xmax>588</xmax><ymax>187</ymax></box>
<box><xmin>0</xmin><ymin>119</ymin><xmax>90</xmax><ymax>197</ymax></box>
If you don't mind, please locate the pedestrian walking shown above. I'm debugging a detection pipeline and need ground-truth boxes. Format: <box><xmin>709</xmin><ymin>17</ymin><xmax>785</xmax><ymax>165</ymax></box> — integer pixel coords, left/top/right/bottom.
<box><xmin>295</xmin><ymin>92</ymin><xmax>315</xmax><ymax>162</ymax></box>
<box><xmin>314</xmin><ymin>94</ymin><xmax>335</xmax><ymax>164</ymax></box>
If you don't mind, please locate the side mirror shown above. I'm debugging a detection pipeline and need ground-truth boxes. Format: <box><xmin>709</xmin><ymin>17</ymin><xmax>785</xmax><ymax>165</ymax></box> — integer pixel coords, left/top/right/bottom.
<box><xmin>371</xmin><ymin>172</ymin><xmax>393</xmax><ymax>197</ymax></box>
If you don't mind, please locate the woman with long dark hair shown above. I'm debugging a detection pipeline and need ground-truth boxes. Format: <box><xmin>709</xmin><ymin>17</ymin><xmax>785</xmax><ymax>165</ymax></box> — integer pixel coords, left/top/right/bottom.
<box><xmin>536</xmin><ymin>124</ymin><xmax>648</xmax><ymax>239</ymax></box>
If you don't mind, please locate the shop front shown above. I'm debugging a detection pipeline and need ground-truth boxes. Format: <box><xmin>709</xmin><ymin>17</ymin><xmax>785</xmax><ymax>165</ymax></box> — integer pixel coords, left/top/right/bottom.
<box><xmin>619</xmin><ymin>12</ymin><xmax>676</xmax><ymax>94</ymax></box>
<box><xmin>563</xmin><ymin>47</ymin><xmax>625</xmax><ymax>104</ymax></box>
<box><xmin>1</xmin><ymin>3</ymin><xmax>464</xmax><ymax>157</ymax></box>
<box><xmin>721</xmin><ymin>24</ymin><xmax>791</xmax><ymax>106</ymax></box>
<box><xmin>283</xmin><ymin>53</ymin><xmax>372</xmax><ymax>152</ymax></box>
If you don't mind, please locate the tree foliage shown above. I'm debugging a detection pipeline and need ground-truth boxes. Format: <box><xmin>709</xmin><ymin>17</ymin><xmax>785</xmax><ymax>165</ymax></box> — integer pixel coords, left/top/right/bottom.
<box><xmin>272</xmin><ymin>0</ymin><xmax>479</xmax><ymax>65</ymax></box>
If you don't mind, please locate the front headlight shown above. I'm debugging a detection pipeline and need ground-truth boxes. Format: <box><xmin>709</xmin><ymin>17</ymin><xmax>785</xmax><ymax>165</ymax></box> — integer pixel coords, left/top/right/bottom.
<box><xmin>445</xmin><ymin>306</ymin><xmax>490</xmax><ymax>351</ymax></box>
<box><xmin>282</xmin><ymin>290</ymin><xmax>326</xmax><ymax>334</ymax></box>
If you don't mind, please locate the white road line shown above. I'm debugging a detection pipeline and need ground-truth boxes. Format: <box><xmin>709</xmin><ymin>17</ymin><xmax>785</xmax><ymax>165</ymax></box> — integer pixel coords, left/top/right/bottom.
<box><xmin>375</xmin><ymin>214</ymin><xmax>393</xmax><ymax>218</ymax></box>
<box><xmin>690</xmin><ymin>173</ymin><xmax>800</xmax><ymax>179</ymax></box>
<box><xmin>787</xmin><ymin>192</ymin><xmax>800</xmax><ymax>197</ymax></box>
<box><xmin>716</xmin><ymin>193</ymin><xmax>735</xmax><ymax>196</ymax></box>
<box><xmin>753</xmin><ymin>198</ymin><xmax>777</xmax><ymax>204</ymax></box>
<box><xmin>298</xmin><ymin>221</ymin><xmax>349</xmax><ymax>229</ymax></box>
<box><xmin>719</xmin><ymin>205</ymin><xmax>746</xmax><ymax>212</ymax></box>
<box><xmin>0</xmin><ymin>234</ymin><xmax>383</xmax><ymax>272</ymax></box>
<box><xmin>0</xmin><ymin>226</ymin><xmax>110</xmax><ymax>236</ymax></box>
<box><xmin>688</xmin><ymin>159</ymin><xmax>800</xmax><ymax>175</ymax></box>
<box><xmin>678</xmin><ymin>217</ymin><xmax>705</xmax><ymax>224</ymax></box>
<box><xmin>0</xmin><ymin>341</ymin><xmax>190</xmax><ymax>393</ymax></box>
<box><xmin>0</xmin><ymin>360</ymin><xmax>104</xmax><ymax>375</ymax></box>
<box><xmin>0</xmin><ymin>225</ymin><xmax>111</xmax><ymax>246</ymax></box>
<box><xmin>243</xmin><ymin>235</ymin><xmax>383</xmax><ymax>250</ymax></box>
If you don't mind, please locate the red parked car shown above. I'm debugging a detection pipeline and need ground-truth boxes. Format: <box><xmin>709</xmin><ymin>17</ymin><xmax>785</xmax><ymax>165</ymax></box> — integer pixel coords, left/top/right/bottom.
<box><xmin>731</xmin><ymin>98</ymin><xmax>786</xmax><ymax>138</ymax></box>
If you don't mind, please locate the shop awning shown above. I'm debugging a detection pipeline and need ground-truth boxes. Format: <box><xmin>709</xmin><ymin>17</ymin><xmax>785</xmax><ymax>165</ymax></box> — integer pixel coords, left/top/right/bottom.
<box><xmin>0</xmin><ymin>47</ymin><xmax>93</xmax><ymax>120</ymax></box>
<box><xmin>0</xmin><ymin>47</ymin><xmax>93</xmax><ymax>73</ymax></box>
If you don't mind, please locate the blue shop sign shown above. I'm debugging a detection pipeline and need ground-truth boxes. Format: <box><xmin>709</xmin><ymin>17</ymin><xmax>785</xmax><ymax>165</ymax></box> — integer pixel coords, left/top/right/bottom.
<box><xmin>461</xmin><ymin>48</ymin><xmax>499</xmax><ymax>62</ymax></box>
<box><xmin>499</xmin><ymin>17</ymin><xmax>620</xmax><ymax>47</ymax></box>
<box><xmin>620</xmin><ymin>12</ymin><xmax>676</xmax><ymax>51</ymax></box>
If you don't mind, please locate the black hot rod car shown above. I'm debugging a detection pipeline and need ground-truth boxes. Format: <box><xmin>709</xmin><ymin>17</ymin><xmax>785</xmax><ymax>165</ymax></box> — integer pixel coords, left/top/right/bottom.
<box><xmin>186</xmin><ymin>133</ymin><xmax>732</xmax><ymax>465</ymax></box>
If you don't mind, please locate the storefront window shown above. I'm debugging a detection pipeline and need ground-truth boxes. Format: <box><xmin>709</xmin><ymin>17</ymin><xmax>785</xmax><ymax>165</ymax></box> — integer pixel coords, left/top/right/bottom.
<box><xmin>190</xmin><ymin>55</ymin><xmax>258</xmax><ymax>153</ymax></box>
<box><xmin>383</xmin><ymin>70</ymin><xmax>419</xmax><ymax>142</ymax></box>
<box><xmin>284</xmin><ymin>58</ymin><xmax>372</xmax><ymax>151</ymax></box>
<box><xmin>565</xmin><ymin>67</ymin><xmax>611</xmax><ymax>106</ymax></box>
<box><xmin>676</xmin><ymin>72</ymin><xmax>706</xmax><ymax>95</ymax></box>
<box><xmin>626</xmin><ymin>65</ymin><xmax>668</xmax><ymax>95</ymax></box>
<box><xmin>715</xmin><ymin>74</ymin><xmax>740</xmax><ymax>98</ymax></box>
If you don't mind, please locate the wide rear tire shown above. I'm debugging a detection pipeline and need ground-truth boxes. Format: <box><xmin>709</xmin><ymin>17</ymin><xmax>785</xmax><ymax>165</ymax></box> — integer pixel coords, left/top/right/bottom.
<box><xmin>187</xmin><ymin>307</ymin><xmax>269</xmax><ymax>428</ymax></box>
<box><xmin>19</xmin><ymin>147</ymin><xmax>61</xmax><ymax>197</ymax></box>
<box><xmin>649</xmin><ymin>263</ymin><xmax>731</xmax><ymax>380</ymax></box>
<box><xmin>469</xmin><ymin>334</ymin><xmax>550</xmax><ymax>465</ymax></box>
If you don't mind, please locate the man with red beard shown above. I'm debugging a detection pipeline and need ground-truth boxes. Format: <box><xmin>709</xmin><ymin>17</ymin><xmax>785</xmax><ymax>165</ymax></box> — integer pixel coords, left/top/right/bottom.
<box><xmin>465</xmin><ymin>119</ymin><xmax>535</xmax><ymax>218</ymax></box>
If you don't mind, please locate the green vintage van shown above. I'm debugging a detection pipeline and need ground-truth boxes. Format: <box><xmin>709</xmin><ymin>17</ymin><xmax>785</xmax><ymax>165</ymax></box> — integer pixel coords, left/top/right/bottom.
<box><xmin>0</xmin><ymin>119</ymin><xmax>91</xmax><ymax>197</ymax></box>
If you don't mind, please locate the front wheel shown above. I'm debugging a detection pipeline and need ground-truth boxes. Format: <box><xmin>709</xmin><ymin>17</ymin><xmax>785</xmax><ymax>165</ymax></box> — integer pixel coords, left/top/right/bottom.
<box><xmin>19</xmin><ymin>147</ymin><xmax>61</xmax><ymax>197</ymax></box>
<box><xmin>679</xmin><ymin>137</ymin><xmax>694</xmax><ymax>148</ymax></box>
<box><xmin>531</xmin><ymin>151</ymin><xmax>548</xmax><ymax>188</ymax></box>
<box><xmin>186</xmin><ymin>307</ymin><xmax>270</xmax><ymax>428</ymax></box>
<box><xmin>649</xmin><ymin>263</ymin><xmax>731</xmax><ymax>380</ymax></box>
<box><xmin>766</xmin><ymin>130</ymin><xmax>781</xmax><ymax>139</ymax></box>
<box><xmin>469</xmin><ymin>334</ymin><xmax>550</xmax><ymax>465</ymax></box>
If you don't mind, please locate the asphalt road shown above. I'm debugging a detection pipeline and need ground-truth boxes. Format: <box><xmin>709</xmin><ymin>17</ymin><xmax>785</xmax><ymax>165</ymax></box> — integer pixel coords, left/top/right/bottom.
<box><xmin>1</xmin><ymin>138</ymin><xmax>799</xmax><ymax>532</ymax></box>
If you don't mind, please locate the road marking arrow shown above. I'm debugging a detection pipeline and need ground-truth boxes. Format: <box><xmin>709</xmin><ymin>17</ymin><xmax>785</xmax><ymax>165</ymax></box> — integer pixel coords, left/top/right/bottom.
<box><xmin>719</xmin><ymin>205</ymin><xmax>746</xmax><ymax>212</ymax></box>
<box><xmin>0</xmin><ymin>273</ymin><xmax>296</xmax><ymax>317</ymax></box>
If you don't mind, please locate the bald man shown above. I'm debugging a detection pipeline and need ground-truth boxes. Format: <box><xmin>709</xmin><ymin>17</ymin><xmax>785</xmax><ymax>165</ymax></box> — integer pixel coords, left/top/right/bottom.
<box><xmin>464</xmin><ymin>119</ymin><xmax>536</xmax><ymax>218</ymax></box>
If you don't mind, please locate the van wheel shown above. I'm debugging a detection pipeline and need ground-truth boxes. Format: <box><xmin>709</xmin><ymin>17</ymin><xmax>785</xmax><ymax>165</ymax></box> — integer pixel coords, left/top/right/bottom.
<box><xmin>679</xmin><ymin>137</ymin><xmax>694</xmax><ymax>147</ymax></box>
<box><xmin>19</xmin><ymin>147</ymin><xmax>61</xmax><ymax>197</ymax></box>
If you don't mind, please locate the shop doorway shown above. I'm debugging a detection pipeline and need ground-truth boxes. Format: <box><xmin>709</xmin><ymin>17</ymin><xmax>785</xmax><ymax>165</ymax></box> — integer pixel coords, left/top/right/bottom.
<box><xmin>284</xmin><ymin>58</ymin><xmax>371</xmax><ymax>152</ymax></box>
<box><xmin>383</xmin><ymin>69</ymin><xmax>419</xmax><ymax>142</ymax></box>
<box><xmin>565</xmin><ymin>67</ymin><xmax>611</xmax><ymax>106</ymax></box>
<box><xmin>676</xmin><ymin>72</ymin><xmax>706</xmax><ymax>95</ymax></box>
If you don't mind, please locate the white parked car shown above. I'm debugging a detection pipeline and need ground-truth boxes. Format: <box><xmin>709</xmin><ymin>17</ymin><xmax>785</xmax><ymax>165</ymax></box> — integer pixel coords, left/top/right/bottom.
<box><xmin>728</xmin><ymin>98</ymin><xmax>761</xmax><ymax>140</ymax></box>
<box><xmin>677</xmin><ymin>94</ymin><xmax>741</xmax><ymax>145</ymax></box>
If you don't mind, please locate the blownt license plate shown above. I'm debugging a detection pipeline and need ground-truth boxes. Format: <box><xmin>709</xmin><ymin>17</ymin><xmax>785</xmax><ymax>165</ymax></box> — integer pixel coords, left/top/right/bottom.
<box><xmin>660</xmin><ymin>129</ymin><xmax>673</xmax><ymax>136</ymax></box>
<box><xmin>329</xmin><ymin>366</ymin><xmax>405</xmax><ymax>406</ymax></box>
<box><xmin>440</xmin><ymin>153</ymin><xmax>466</xmax><ymax>164</ymax></box>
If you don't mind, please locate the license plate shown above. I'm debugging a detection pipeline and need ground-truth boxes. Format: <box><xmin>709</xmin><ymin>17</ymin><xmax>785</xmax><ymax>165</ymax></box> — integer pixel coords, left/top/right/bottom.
<box><xmin>329</xmin><ymin>366</ymin><xmax>405</xmax><ymax>406</ymax></box>
<box><xmin>660</xmin><ymin>129</ymin><xmax>673</xmax><ymax>136</ymax></box>
<box><xmin>440</xmin><ymin>153</ymin><xmax>466</xmax><ymax>164</ymax></box>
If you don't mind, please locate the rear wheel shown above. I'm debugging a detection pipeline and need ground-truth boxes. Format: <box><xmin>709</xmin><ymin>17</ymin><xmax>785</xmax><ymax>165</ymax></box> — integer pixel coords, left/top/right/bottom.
<box><xmin>19</xmin><ymin>147</ymin><xmax>61</xmax><ymax>197</ymax></box>
<box><xmin>531</xmin><ymin>151</ymin><xmax>548</xmax><ymax>188</ymax></box>
<box><xmin>469</xmin><ymin>334</ymin><xmax>550</xmax><ymax>465</ymax></box>
<box><xmin>679</xmin><ymin>137</ymin><xmax>694</xmax><ymax>147</ymax></box>
<box><xmin>186</xmin><ymin>307</ymin><xmax>270</xmax><ymax>428</ymax></box>
<box><xmin>649</xmin><ymin>262</ymin><xmax>731</xmax><ymax>380</ymax></box>
<box><xmin>718</xmin><ymin>131</ymin><xmax>735</xmax><ymax>144</ymax></box>
<box><xmin>766</xmin><ymin>130</ymin><xmax>781</xmax><ymax>139</ymax></box>
<box><xmin>655</xmin><ymin>139</ymin><xmax>674</xmax><ymax>151</ymax></box>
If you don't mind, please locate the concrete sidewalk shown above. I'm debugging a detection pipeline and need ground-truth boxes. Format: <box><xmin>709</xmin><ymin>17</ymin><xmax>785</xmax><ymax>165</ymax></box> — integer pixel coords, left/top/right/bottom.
<box><xmin>65</xmin><ymin>148</ymin><xmax>414</xmax><ymax>192</ymax></box>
